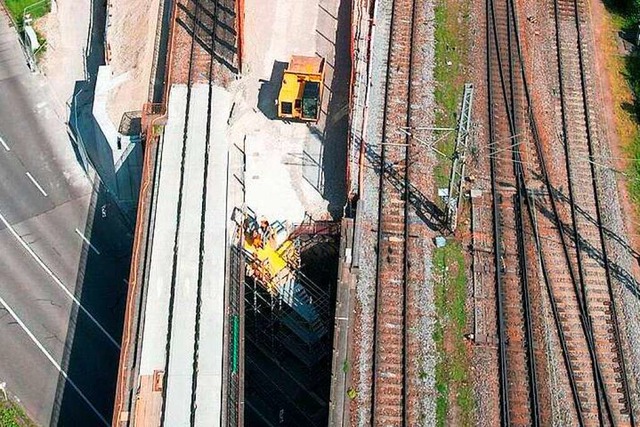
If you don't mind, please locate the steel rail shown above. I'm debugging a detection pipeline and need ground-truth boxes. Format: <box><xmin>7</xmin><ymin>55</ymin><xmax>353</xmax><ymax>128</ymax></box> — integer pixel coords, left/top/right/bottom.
<box><xmin>370</xmin><ymin>0</ymin><xmax>416</xmax><ymax>424</ymax></box>
<box><xmin>551</xmin><ymin>1</ymin><xmax>609</xmax><ymax>421</ymax></box>
<box><xmin>552</xmin><ymin>0</ymin><xmax>620</xmax><ymax>423</ymax></box>
<box><xmin>159</xmin><ymin>0</ymin><xmax>202</xmax><ymax>424</ymax></box>
<box><xmin>508</xmin><ymin>0</ymin><xmax>629</xmax><ymax>423</ymax></box>
<box><xmin>488</xmin><ymin>0</ymin><xmax>540</xmax><ymax>423</ymax></box>
<box><xmin>190</xmin><ymin>0</ymin><xmax>219</xmax><ymax>424</ymax></box>
<box><xmin>485</xmin><ymin>0</ymin><xmax>510</xmax><ymax>424</ymax></box>
<box><xmin>402</xmin><ymin>0</ymin><xmax>418</xmax><ymax>424</ymax></box>
<box><xmin>504</xmin><ymin>0</ymin><xmax>540</xmax><ymax>422</ymax></box>
<box><xmin>569</xmin><ymin>0</ymin><xmax>636</xmax><ymax>422</ymax></box>
<box><xmin>504</xmin><ymin>0</ymin><xmax>585</xmax><ymax>423</ymax></box>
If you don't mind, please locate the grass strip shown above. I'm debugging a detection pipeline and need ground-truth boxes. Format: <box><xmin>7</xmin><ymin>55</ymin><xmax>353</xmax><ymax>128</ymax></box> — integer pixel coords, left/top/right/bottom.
<box><xmin>0</xmin><ymin>398</ymin><xmax>37</xmax><ymax>427</ymax></box>
<box><xmin>600</xmin><ymin>1</ymin><xmax>640</xmax><ymax>210</ymax></box>
<box><xmin>3</xmin><ymin>0</ymin><xmax>50</xmax><ymax>27</ymax></box>
<box><xmin>433</xmin><ymin>241</ymin><xmax>473</xmax><ymax>426</ymax></box>
<box><xmin>433</xmin><ymin>0</ymin><xmax>468</xmax><ymax>190</ymax></box>
<box><xmin>432</xmin><ymin>0</ymin><xmax>474</xmax><ymax>425</ymax></box>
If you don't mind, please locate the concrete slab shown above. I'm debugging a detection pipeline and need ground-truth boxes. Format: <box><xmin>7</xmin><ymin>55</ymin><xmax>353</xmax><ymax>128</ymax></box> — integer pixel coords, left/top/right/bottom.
<box><xmin>135</xmin><ymin>82</ymin><xmax>232</xmax><ymax>425</ymax></box>
<box><xmin>138</xmin><ymin>85</ymin><xmax>187</xmax><ymax>376</ymax></box>
<box><xmin>245</xmin><ymin>128</ymin><xmax>326</xmax><ymax>223</ymax></box>
<box><xmin>194</xmin><ymin>85</ymin><xmax>233</xmax><ymax>426</ymax></box>
<box><xmin>228</xmin><ymin>0</ymin><xmax>349</xmax><ymax>223</ymax></box>
<box><xmin>164</xmin><ymin>84</ymin><xmax>210</xmax><ymax>424</ymax></box>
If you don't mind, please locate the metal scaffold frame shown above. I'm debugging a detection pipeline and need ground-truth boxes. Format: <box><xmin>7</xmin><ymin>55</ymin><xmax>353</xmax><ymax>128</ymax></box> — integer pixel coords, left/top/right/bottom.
<box><xmin>232</xmin><ymin>206</ymin><xmax>340</xmax><ymax>425</ymax></box>
<box><xmin>446</xmin><ymin>83</ymin><xmax>474</xmax><ymax>231</ymax></box>
<box><xmin>223</xmin><ymin>244</ymin><xmax>245</xmax><ymax>427</ymax></box>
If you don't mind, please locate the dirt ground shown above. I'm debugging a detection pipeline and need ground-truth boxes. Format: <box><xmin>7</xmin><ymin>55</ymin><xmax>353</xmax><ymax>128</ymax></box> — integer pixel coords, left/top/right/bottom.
<box><xmin>36</xmin><ymin>0</ymin><xmax>159</xmax><ymax>127</ymax></box>
<box><xmin>104</xmin><ymin>0</ymin><xmax>161</xmax><ymax>125</ymax></box>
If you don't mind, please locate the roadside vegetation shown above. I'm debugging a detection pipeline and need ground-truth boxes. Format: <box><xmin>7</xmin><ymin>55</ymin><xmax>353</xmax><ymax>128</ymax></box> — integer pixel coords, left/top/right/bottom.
<box><xmin>2</xmin><ymin>0</ymin><xmax>50</xmax><ymax>59</ymax></box>
<box><xmin>601</xmin><ymin>0</ymin><xmax>640</xmax><ymax>209</ymax></box>
<box><xmin>3</xmin><ymin>0</ymin><xmax>50</xmax><ymax>26</ymax></box>
<box><xmin>0</xmin><ymin>397</ymin><xmax>36</xmax><ymax>427</ymax></box>
<box><xmin>432</xmin><ymin>0</ymin><xmax>474</xmax><ymax>425</ymax></box>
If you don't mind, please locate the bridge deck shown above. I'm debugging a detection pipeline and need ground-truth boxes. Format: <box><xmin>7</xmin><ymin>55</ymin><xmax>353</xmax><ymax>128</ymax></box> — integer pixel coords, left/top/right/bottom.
<box><xmin>136</xmin><ymin>84</ymin><xmax>232</xmax><ymax>426</ymax></box>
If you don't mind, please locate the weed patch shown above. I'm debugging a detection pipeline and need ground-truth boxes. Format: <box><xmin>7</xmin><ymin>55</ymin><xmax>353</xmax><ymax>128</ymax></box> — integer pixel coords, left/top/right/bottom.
<box><xmin>433</xmin><ymin>241</ymin><xmax>473</xmax><ymax>426</ymax></box>
<box><xmin>0</xmin><ymin>399</ymin><xmax>36</xmax><ymax>427</ymax></box>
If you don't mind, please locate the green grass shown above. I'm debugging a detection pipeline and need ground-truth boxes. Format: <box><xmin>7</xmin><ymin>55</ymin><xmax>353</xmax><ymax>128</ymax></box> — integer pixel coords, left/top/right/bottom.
<box><xmin>3</xmin><ymin>0</ymin><xmax>50</xmax><ymax>27</ymax></box>
<box><xmin>431</xmin><ymin>0</ymin><xmax>474</xmax><ymax>424</ymax></box>
<box><xmin>629</xmin><ymin>133</ymin><xmax>640</xmax><ymax>207</ymax></box>
<box><xmin>433</xmin><ymin>241</ymin><xmax>473</xmax><ymax>426</ymax></box>
<box><xmin>622</xmin><ymin>53</ymin><xmax>640</xmax><ymax>208</ymax></box>
<box><xmin>433</xmin><ymin>0</ymin><xmax>468</xmax><ymax>190</ymax></box>
<box><xmin>0</xmin><ymin>399</ymin><xmax>36</xmax><ymax>427</ymax></box>
<box><xmin>600</xmin><ymin>2</ymin><xmax>640</xmax><ymax>209</ymax></box>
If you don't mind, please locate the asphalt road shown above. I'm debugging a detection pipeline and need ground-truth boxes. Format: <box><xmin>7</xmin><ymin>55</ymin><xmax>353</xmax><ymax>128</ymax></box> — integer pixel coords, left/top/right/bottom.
<box><xmin>0</xmin><ymin>10</ymin><xmax>132</xmax><ymax>426</ymax></box>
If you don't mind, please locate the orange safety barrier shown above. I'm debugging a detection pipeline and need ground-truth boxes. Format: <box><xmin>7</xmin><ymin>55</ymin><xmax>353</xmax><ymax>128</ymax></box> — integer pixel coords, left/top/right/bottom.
<box><xmin>237</xmin><ymin>0</ymin><xmax>244</xmax><ymax>73</ymax></box>
<box><xmin>111</xmin><ymin>0</ymin><xmax>179</xmax><ymax>422</ymax></box>
<box><xmin>111</xmin><ymin>132</ymin><xmax>156</xmax><ymax>426</ymax></box>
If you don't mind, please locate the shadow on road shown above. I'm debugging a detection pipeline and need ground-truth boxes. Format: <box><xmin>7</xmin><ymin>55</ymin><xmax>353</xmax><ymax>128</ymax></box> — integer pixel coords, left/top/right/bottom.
<box><xmin>49</xmin><ymin>182</ymin><xmax>133</xmax><ymax>426</ymax></box>
<box><xmin>49</xmin><ymin>0</ymin><xmax>137</xmax><ymax>423</ymax></box>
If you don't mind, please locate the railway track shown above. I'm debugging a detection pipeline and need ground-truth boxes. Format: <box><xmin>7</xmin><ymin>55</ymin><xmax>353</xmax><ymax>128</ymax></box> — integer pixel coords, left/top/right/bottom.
<box><xmin>371</xmin><ymin>0</ymin><xmax>417</xmax><ymax>424</ymax></box>
<box><xmin>549</xmin><ymin>0</ymin><xmax>634</xmax><ymax>424</ymax></box>
<box><xmin>160</xmin><ymin>0</ymin><xmax>217</xmax><ymax>424</ymax></box>
<box><xmin>485</xmin><ymin>0</ymin><xmax>636</xmax><ymax>424</ymax></box>
<box><xmin>486</xmin><ymin>0</ymin><xmax>540</xmax><ymax>424</ymax></box>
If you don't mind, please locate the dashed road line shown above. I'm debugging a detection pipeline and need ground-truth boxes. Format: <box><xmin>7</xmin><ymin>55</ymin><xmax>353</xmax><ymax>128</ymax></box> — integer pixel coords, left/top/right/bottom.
<box><xmin>75</xmin><ymin>228</ymin><xmax>101</xmax><ymax>255</ymax></box>
<box><xmin>0</xmin><ymin>210</ymin><xmax>120</xmax><ymax>349</ymax></box>
<box><xmin>0</xmin><ymin>294</ymin><xmax>109</xmax><ymax>426</ymax></box>
<box><xmin>0</xmin><ymin>136</ymin><xmax>9</xmax><ymax>151</ymax></box>
<box><xmin>25</xmin><ymin>172</ymin><xmax>48</xmax><ymax>197</ymax></box>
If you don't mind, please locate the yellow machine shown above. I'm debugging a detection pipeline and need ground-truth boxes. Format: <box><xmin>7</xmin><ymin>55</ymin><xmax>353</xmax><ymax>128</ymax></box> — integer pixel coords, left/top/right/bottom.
<box><xmin>277</xmin><ymin>56</ymin><xmax>325</xmax><ymax>122</ymax></box>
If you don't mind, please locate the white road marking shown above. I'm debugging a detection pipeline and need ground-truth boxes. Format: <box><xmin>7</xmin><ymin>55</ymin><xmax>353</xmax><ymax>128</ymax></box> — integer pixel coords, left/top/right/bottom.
<box><xmin>74</xmin><ymin>228</ymin><xmax>101</xmax><ymax>255</ymax></box>
<box><xmin>0</xmin><ymin>294</ymin><xmax>109</xmax><ymax>426</ymax></box>
<box><xmin>0</xmin><ymin>211</ymin><xmax>120</xmax><ymax>349</ymax></box>
<box><xmin>0</xmin><ymin>136</ymin><xmax>9</xmax><ymax>151</ymax></box>
<box><xmin>25</xmin><ymin>172</ymin><xmax>48</xmax><ymax>197</ymax></box>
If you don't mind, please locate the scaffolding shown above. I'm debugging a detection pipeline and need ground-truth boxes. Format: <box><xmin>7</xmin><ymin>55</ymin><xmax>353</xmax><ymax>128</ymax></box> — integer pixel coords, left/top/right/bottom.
<box><xmin>223</xmin><ymin>245</ymin><xmax>244</xmax><ymax>427</ymax></box>
<box><xmin>446</xmin><ymin>83</ymin><xmax>474</xmax><ymax>231</ymax></box>
<box><xmin>231</xmin><ymin>207</ymin><xmax>335</xmax><ymax>352</ymax></box>
<box><xmin>232</xmin><ymin>206</ymin><xmax>340</xmax><ymax>426</ymax></box>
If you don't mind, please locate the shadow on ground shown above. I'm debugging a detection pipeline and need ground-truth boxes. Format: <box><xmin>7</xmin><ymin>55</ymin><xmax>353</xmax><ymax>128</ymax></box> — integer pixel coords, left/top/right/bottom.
<box><xmin>257</xmin><ymin>61</ymin><xmax>288</xmax><ymax>120</ymax></box>
<box><xmin>49</xmin><ymin>183</ymin><xmax>133</xmax><ymax>426</ymax></box>
<box><xmin>315</xmin><ymin>0</ymin><xmax>351</xmax><ymax>219</ymax></box>
<box><xmin>49</xmin><ymin>0</ymin><xmax>137</xmax><ymax>424</ymax></box>
<box><xmin>175</xmin><ymin>0</ymin><xmax>239</xmax><ymax>74</ymax></box>
<box><xmin>535</xmin><ymin>190</ymin><xmax>640</xmax><ymax>300</ymax></box>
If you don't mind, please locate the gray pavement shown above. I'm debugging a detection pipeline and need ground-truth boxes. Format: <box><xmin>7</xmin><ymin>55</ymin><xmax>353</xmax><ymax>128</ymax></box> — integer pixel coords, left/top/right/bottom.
<box><xmin>164</xmin><ymin>84</ymin><xmax>208</xmax><ymax>424</ymax></box>
<box><xmin>194</xmin><ymin>84</ymin><xmax>232</xmax><ymax>425</ymax></box>
<box><xmin>138</xmin><ymin>86</ymin><xmax>186</xmax><ymax>378</ymax></box>
<box><xmin>0</xmin><ymin>9</ymin><xmax>132</xmax><ymax>427</ymax></box>
<box><xmin>136</xmin><ymin>83</ymin><xmax>231</xmax><ymax>426</ymax></box>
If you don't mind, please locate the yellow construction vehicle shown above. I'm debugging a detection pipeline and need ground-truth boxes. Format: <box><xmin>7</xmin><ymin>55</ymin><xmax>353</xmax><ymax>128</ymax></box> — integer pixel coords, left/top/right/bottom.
<box><xmin>277</xmin><ymin>55</ymin><xmax>325</xmax><ymax>122</ymax></box>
